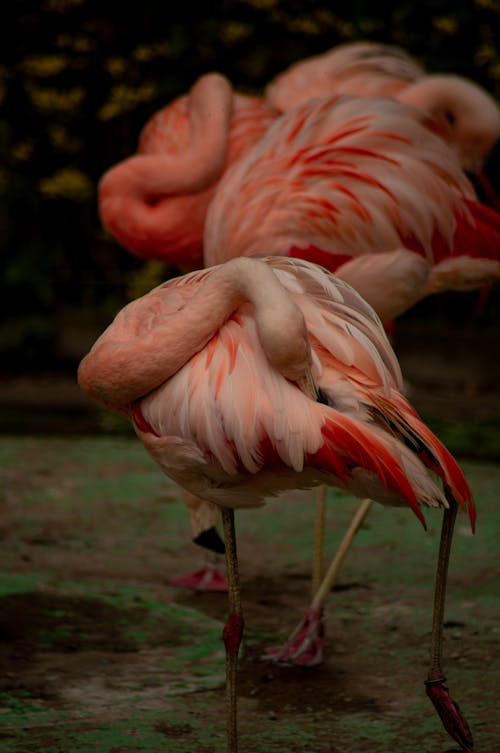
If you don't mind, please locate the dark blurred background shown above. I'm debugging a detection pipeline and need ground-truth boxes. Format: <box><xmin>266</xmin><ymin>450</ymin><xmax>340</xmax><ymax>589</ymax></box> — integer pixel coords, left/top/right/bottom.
<box><xmin>1</xmin><ymin>0</ymin><xmax>500</xmax><ymax>442</ymax></box>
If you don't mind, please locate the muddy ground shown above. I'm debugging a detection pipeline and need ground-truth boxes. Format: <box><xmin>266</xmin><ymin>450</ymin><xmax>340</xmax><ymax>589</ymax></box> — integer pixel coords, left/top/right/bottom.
<box><xmin>0</xmin><ymin>320</ymin><xmax>499</xmax><ymax>753</ymax></box>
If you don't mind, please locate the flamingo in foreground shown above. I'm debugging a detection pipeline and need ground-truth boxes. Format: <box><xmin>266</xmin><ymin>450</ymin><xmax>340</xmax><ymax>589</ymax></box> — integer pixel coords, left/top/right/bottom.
<box><xmin>78</xmin><ymin>256</ymin><xmax>475</xmax><ymax>753</ymax></box>
<box><xmin>265</xmin><ymin>39</ymin><xmax>500</xmax><ymax>195</ymax></box>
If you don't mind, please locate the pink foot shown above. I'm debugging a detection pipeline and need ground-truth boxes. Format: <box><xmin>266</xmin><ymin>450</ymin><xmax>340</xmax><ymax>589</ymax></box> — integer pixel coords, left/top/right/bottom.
<box><xmin>425</xmin><ymin>677</ymin><xmax>474</xmax><ymax>753</ymax></box>
<box><xmin>170</xmin><ymin>565</ymin><xmax>228</xmax><ymax>592</ymax></box>
<box><xmin>261</xmin><ymin>607</ymin><xmax>325</xmax><ymax>667</ymax></box>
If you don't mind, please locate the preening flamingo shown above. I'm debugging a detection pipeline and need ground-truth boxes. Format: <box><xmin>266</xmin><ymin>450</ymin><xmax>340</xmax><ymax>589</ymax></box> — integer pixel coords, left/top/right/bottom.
<box><xmin>78</xmin><ymin>256</ymin><xmax>475</xmax><ymax>753</ymax></box>
<box><xmin>98</xmin><ymin>72</ymin><xmax>278</xmax><ymax>270</ymax></box>
<box><xmin>265</xmin><ymin>40</ymin><xmax>500</xmax><ymax>191</ymax></box>
<box><xmin>204</xmin><ymin>93</ymin><xmax>500</xmax><ymax>321</ymax></box>
<box><xmin>266</xmin><ymin>40</ymin><xmax>425</xmax><ymax>109</ymax></box>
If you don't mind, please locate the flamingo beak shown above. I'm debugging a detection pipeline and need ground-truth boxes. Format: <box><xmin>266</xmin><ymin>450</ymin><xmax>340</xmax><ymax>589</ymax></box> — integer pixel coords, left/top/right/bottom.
<box><xmin>296</xmin><ymin>369</ymin><xmax>320</xmax><ymax>401</ymax></box>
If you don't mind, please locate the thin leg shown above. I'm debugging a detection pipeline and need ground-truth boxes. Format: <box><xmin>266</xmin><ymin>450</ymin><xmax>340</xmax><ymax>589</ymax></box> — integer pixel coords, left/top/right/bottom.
<box><xmin>311</xmin><ymin>485</ymin><xmax>327</xmax><ymax>596</ymax></box>
<box><xmin>263</xmin><ymin>498</ymin><xmax>373</xmax><ymax>666</ymax></box>
<box><xmin>311</xmin><ymin>498</ymin><xmax>373</xmax><ymax>611</ymax></box>
<box><xmin>221</xmin><ymin>508</ymin><xmax>244</xmax><ymax>753</ymax></box>
<box><xmin>425</xmin><ymin>497</ymin><xmax>474</xmax><ymax>753</ymax></box>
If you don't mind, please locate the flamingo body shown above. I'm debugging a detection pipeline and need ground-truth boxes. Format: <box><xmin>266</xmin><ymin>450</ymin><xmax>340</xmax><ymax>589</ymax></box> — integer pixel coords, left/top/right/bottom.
<box><xmin>266</xmin><ymin>40</ymin><xmax>425</xmax><ymax>111</ymax></box>
<box><xmin>266</xmin><ymin>40</ymin><xmax>500</xmax><ymax>179</ymax></box>
<box><xmin>204</xmin><ymin>96</ymin><xmax>500</xmax><ymax>321</ymax></box>
<box><xmin>78</xmin><ymin>256</ymin><xmax>474</xmax><ymax>528</ymax></box>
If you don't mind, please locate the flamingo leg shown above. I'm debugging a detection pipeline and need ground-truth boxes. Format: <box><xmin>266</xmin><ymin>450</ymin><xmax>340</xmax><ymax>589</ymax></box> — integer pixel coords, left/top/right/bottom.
<box><xmin>310</xmin><ymin>498</ymin><xmax>373</xmax><ymax>610</ymax></box>
<box><xmin>425</xmin><ymin>496</ymin><xmax>474</xmax><ymax>753</ymax></box>
<box><xmin>221</xmin><ymin>508</ymin><xmax>244</xmax><ymax>753</ymax></box>
<box><xmin>311</xmin><ymin>485</ymin><xmax>327</xmax><ymax>596</ymax></box>
<box><xmin>263</xmin><ymin>498</ymin><xmax>373</xmax><ymax>666</ymax></box>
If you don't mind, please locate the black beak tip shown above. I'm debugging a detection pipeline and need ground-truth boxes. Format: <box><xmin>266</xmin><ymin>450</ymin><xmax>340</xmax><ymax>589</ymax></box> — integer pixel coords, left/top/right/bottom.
<box><xmin>193</xmin><ymin>526</ymin><xmax>226</xmax><ymax>554</ymax></box>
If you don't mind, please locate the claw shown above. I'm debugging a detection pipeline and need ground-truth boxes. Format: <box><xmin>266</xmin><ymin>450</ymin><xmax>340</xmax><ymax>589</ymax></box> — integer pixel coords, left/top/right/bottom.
<box><xmin>261</xmin><ymin>607</ymin><xmax>325</xmax><ymax>667</ymax></box>
<box><xmin>425</xmin><ymin>677</ymin><xmax>474</xmax><ymax>753</ymax></box>
<box><xmin>169</xmin><ymin>565</ymin><xmax>228</xmax><ymax>592</ymax></box>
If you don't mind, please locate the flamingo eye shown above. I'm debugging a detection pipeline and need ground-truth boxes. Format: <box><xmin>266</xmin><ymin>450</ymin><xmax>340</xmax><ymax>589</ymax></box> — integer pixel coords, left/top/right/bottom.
<box><xmin>444</xmin><ymin>110</ymin><xmax>456</xmax><ymax>128</ymax></box>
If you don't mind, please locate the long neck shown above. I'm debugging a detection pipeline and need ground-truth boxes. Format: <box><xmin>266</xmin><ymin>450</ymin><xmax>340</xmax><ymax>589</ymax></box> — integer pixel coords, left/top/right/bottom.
<box><xmin>400</xmin><ymin>75</ymin><xmax>479</xmax><ymax>116</ymax></box>
<box><xmin>398</xmin><ymin>74</ymin><xmax>500</xmax><ymax>173</ymax></box>
<box><xmin>399</xmin><ymin>74</ymin><xmax>500</xmax><ymax>138</ymax></box>
<box><xmin>78</xmin><ymin>258</ymin><xmax>311</xmax><ymax>414</ymax></box>
<box><xmin>98</xmin><ymin>73</ymin><xmax>234</xmax><ymax>232</ymax></box>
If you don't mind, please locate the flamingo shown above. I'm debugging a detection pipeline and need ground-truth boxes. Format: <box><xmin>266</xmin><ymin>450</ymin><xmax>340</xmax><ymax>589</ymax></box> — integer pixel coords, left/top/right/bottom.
<box><xmin>204</xmin><ymin>93</ymin><xmax>500</xmax><ymax>322</ymax></box>
<box><xmin>265</xmin><ymin>40</ymin><xmax>500</xmax><ymax>193</ymax></box>
<box><xmin>78</xmin><ymin>255</ymin><xmax>475</xmax><ymax>753</ymax></box>
<box><xmin>98</xmin><ymin>72</ymin><xmax>278</xmax><ymax>270</ymax></box>
<box><xmin>266</xmin><ymin>40</ymin><xmax>425</xmax><ymax>109</ymax></box>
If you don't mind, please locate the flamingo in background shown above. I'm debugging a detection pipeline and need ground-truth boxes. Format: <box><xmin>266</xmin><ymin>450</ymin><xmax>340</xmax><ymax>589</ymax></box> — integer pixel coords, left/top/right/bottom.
<box><xmin>204</xmin><ymin>93</ymin><xmax>500</xmax><ymax>321</ymax></box>
<box><xmin>78</xmin><ymin>255</ymin><xmax>475</xmax><ymax>753</ymax></box>
<box><xmin>99</xmin><ymin>45</ymin><xmax>499</xmax><ymax>278</ymax></box>
<box><xmin>99</xmin><ymin>72</ymin><xmax>278</xmax><ymax>270</ymax></box>
<box><xmin>266</xmin><ymin>40</ymin><xmax>425</xmax><ymax>108</ymax></box>
<box><xmin>265</xmin><ymin>40</ymin><xmax>500</xmax><ymax>195</ymax></box>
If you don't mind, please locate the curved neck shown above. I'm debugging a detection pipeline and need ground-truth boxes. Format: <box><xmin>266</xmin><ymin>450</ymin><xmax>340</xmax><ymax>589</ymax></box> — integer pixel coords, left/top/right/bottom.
<box><xmin>398</xmin><ymin>74</ymin><xmax>500</xmax><ymax>172</ymax></box>
<box><xmin>398</xmin><ymin>74</ymin><xmax>500</xmax><ymax>140</ymax></box>
<box><xmin>98</xmin><ymin>161</ymin><xmax>212</xmax><ymax>263</ymax></box>
<box><xmin>99</xmin><ymin>73</ymin><xmax>235</xmax><ymax>221</ymax></box>
<box><xmin>78</xmin><ymin>258</ymin><xmax>312</xmax><ymax>413</ymax></box>
<box><xmin>399</xmin><ymin>75</ymin><xmax>483</xmax><ymax>116</ymax></box>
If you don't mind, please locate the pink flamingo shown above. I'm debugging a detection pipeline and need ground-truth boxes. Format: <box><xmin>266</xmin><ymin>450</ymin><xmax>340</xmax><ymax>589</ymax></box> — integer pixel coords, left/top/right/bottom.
<box><xmin>266</xmin><ymin>40</ymin><xmax>425</xmax><ymax>108</ymax></box>
<box><xmin>265</xmin><ymin>40</ymin><xmax>500</xmax><ymax>190</ymax></box>
<box><xmin>204</xmin><ymin>93</ymin><xmax>500</xmax><ymax>321</ymax></box>
<box><xmin>78</xmin><ymin>256</ymin><xmax>475</xmax><ymax>753</ymax></box>
<box><xmin>98</xmin><ymin>72</ymin><xmax>278</xmax><ymax>270</ymax></box>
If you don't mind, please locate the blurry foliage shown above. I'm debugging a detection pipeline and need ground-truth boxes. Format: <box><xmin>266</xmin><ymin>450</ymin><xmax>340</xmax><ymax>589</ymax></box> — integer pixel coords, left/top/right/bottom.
<box><xmin>98</xmin><ymin>82</ymin><xmax>158</xmax><ymax>121</ymax></box>
<box><xmin>1</xmin><ymin>0</ymin><xmax>500</xmax><ymax>370</ymax></box>
<box><xmin>39</xmin><ymin>167</ymin><xmax>94</xmax><ymax>201</ymax></box>
<box><xmin>126</xmin><ymin>260</ymin><xmax>175</xmax><ymax>302</ymax></box>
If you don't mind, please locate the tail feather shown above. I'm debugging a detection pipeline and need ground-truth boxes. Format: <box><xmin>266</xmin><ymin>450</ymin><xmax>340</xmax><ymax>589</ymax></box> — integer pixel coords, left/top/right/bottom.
<box><xmin>288</xmin><ymin>244</ymin><xmax>353</xmax><ymax>272</ymax></box>
<box><xmin>400</xmin><ymin>199</ymin><xmax>500</xmax><ymax>270</ymax></box>
<box><xmin>310</xmin><ymin>412</ymin><xmax>426</xmax><ymax>525</ymax></box>
<box><xmin>373</xmin><ymin>393</ymin><xmax>476</xmax><ymax>531</ymax></box>
<box><xmin>448</xmin><ymin>200</ymin><xmax>500</xmax><ymax>264</ymax></box>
